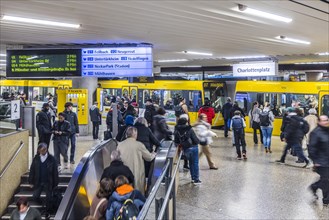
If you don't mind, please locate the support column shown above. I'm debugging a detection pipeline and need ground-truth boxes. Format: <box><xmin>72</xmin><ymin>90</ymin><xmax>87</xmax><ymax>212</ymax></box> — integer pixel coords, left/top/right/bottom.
<box><xmin>72</xmin><ymin>78</ymin><xmax>98</xmax><ymax>136</ymax></box>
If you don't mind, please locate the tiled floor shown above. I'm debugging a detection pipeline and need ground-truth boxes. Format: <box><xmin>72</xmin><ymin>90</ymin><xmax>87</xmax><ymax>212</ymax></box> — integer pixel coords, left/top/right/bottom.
<box><xmin>176</xmin><ymin>130</ymin><xmax>329</xmax><ymax>220</ymax></box>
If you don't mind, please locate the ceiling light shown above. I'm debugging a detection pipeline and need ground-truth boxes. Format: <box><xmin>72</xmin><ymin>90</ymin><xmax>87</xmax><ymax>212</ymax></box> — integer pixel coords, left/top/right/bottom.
<box><xmin>0</xmin><ymin>64</ymin><xmax>6</xmax><ymax>66</ymax></box>
<box><xmin>183</xmin><ymin>51</ymin><xmax>213</xmax><ymax>56</ymax></box>
<box><xmin>0</xmin><ymin>54</ymin><xmax>6</xmax><ymax>57</ymax></box>
<box><xmin>0</xmin><ymin>60</ymin><xmax>6</xmax><ymax>62</ymax></box>
<box><xmin>237</xmin><ymin>4</ymin><xmax>292</xmax><ymax>23</ymax></box>
<box><xmin>224</xmin><ymin>55</ymin><xmax>267</xmax><ymax>59</ymax></box>
<box><xmin>1</xmin><ymin>15</ymin><xmax>81</xmax><ymax>28</ymax></box>
<box><xmin>275</xmin><ymin>36</ymin><xmax>310</xmax><ymax>45</ymax></box>
<box><xmin>317</xmin><ymin>52</ymin><xmax>329</xmax><ymax>56</ymax></box>
<box><xmin>157</xmin><ymin>59</ymin><xmax>188</xmax><ymax>63</ymax></box>
<box><xmin>295</xmin><ymin>62</ymin><xmax>329</xmax><ymax>64</ymax></box>
<box><xmin>180</xmin><ymin>65</ymin><xmax>202</xmax><ymax>68</ymax></box>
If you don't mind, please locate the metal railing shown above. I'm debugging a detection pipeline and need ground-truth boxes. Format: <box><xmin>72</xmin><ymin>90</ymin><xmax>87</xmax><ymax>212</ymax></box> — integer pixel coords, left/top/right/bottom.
<box><xmin>138</xmin><ymin>149</ymin><xmax>182</xmax><ymax>220</ymax></box>
<box><xmin>0</xmin><ymin>141</ymin><xmax>24</xmax><ymax>178</ymax></box>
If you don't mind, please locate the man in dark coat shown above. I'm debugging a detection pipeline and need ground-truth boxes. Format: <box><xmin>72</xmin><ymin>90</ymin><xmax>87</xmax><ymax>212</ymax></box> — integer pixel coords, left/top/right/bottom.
<box><xmin>52</xmin><ymin>112</ymin><xmax>71</xmax><ymax>171</ymax></box>
<box><xmin>64</xmin><ymin>102</ymin><xmax>79</xmax><ymax>164</ymax></box>
<box><xmin>222</xmin><ymin>97</ymin><xmax>232</xmax><ymax>137</ymax></box>
<box><xmin>308</xmin><ymin>115</ymin><xmax>329</xmax><ymax>205</ymax></box>
<box><xmin>36</xmin><ymin>103</ymin><xmax>52</xmax><ymax>148</ymax></box>
<box><xmin>100</xmin><ymin>150</ymin><xmax>134</xmax><ymax>184</ymax></box>
<box><xmin>89</xmin><ymin>101</ymin><xmax>102</xmax><ymax>140</ymax></box>
<box><xmin>230</xmin><ymin>101</ymin><xmax>246</xmax><ymax>119</ymax></box>
<box><xmin>153</xmin><ymin>108</ymin><xmax>173</xmax><ymax>141</ymax></box>
<box><xmin>28</xmin><ymin>143</ymin><xmax>59</xmax><ymax>213</ymax></box>
<box><xmin>144</xmin><ymin>99</ymin><xmax>157</xmax><ymax>130</ymax></box>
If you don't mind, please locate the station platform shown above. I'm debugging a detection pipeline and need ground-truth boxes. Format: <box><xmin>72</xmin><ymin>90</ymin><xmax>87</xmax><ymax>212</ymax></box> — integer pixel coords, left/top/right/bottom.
<box><xmin>23</xmin><ymin>126</ymin><xmax>329</xmax><ymax>219</ymax></box>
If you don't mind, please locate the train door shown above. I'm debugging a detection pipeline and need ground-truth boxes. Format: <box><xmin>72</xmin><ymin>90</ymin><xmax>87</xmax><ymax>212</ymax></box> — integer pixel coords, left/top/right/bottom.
<box><xmin>121</xmin><ymin>86</ymin><xmax>138</xmax><ymax>101</ymax></box>
<box><xmin>319</xmin><ymin>91</ymin><xmax>329</xmax><ymax>117</ymax></box>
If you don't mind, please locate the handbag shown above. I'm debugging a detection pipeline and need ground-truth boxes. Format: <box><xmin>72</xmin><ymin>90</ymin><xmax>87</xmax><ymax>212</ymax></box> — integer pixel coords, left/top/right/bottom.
<box><xmin>199</xmin><ymin>139</ymin><xmax>207</xmax><ymax>145</ymax></box>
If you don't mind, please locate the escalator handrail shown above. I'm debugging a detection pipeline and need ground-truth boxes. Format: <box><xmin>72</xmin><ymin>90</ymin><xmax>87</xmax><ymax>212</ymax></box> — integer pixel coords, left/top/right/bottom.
<box><xmin>55</xmin><ymin>139</ymin><xmax>117</xmax><ymax>220</ymax></box>
<box><xmin>0</xmin><ymin>141</ymin><xmax>24</xmax><ymax>178</ymax></box>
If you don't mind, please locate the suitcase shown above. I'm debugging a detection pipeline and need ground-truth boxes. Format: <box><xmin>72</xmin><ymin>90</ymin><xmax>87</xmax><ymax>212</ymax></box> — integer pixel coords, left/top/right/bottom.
<box><xmin>104</xmin><ymin>130</ymin><xmax>112</xmax><ymax>140</ymax></box>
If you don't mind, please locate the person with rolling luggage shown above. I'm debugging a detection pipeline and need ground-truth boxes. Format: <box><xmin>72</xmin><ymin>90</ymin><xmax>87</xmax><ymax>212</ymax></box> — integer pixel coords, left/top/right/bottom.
<box><xmin>90</xmin><ymin>101</ymin><xmax>102</xmax><ymax>140</ymax></box>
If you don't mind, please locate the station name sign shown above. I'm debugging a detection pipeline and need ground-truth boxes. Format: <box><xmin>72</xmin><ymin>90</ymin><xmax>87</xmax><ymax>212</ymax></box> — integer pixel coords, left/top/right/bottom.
<box><xmin>233</xmin><ymin>62</ymin><xmax>277</xmax><ymax>76</ymax></box>
<box><xmin>81</xmin><ymin>47</ymin><xmax>153</xmax><ymax>78</ymax></box>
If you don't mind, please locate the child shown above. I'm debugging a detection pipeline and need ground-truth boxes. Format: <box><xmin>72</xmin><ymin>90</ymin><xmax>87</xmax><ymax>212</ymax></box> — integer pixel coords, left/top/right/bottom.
<box><xmin>231</xmin><ymin>110</ymin><xmax>247</xmax><ymax>160</ymax></box>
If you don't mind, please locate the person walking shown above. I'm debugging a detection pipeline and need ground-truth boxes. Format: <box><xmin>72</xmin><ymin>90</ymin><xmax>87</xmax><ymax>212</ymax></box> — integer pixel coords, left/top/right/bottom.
<box><xmin>198</xmin><ymin>99</ymin><xmax>215</xmax><ymax>125</ymax></box>
<box><xmin>52</xmin><ymin>112</ymin><xmax>71</xmax><ymax>171</ymax></box>
<box><xmin>303</xmin><ymin>108</ymin><xmax>318</xmax><ymax>149</ymax></box>
<box><xmin>222</xmin><ymin>97</ymin><xmax>232</xmax><ymax>137</ymax></box>
<box><xmin>144</xmin><ymin>99</ymin><xmax>157</xmax><ymax>130</ymax></box>
<box><xmin>28</xmin><ymin>143</ymin><xmax>59</xmax><ymax>214</ymax></box>
<box><xmin>249</xmin><ymin>101</ymin><xmax>263</xmax><ymax>144</ymax></box>
<box><xmin>174</xmin><ymin>117</ymin><xmax>201</xmax><ymax>184</ymax></box>
<box><xmin>117</xmin><ymin>127</ymin><xmax>156</xmax><ymax>195</ymax></box>
<box><xmin>10</xmin><ymin>197</ymin><xmax>42</xmax><ymax>220</ymax></box>
<box><xmin>308</xmin><ymin>115</ymin><xmax>329</xmax><ymax>205</ymax></box>
<box><xmin>259</xmin><ymin>104</ymin><xmax>275</xmax><ymax>153</ymax></box>
<box><xmin>36</xmin><ymin>103</ymin><xmax>52</xmax><ymax>148</ymax></box>
<box><xmin>90</xmin><ymin>101</ymin><xmax>102</xmax><ymax>140</ymax></box>
<box><xmin>152</xmin><ymin>107</ymin><xmax>173</xmax><ymax>141</ymax></box>
<box><xmin>231</xmin><ymin>111</ymin><xmax>247</xmax><ymax>160</ymax></box>
<box><xmin>64</xmin><ymin>102</ymin><xmax>79</xmax><ymax>164</ymax></box>
<box><xmin>193</xmin><ymin>113</ymin><xmax>218</xmax><ymax>170</ymax></box>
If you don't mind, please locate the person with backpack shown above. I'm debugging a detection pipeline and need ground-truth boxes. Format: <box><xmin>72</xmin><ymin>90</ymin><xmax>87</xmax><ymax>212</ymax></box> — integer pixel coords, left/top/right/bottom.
<box><xmin>259</xmin><ymin>104</ymin><xmax>275</xmax><ymax>153</ymax></box>
<box><xmin>174</xmin><ymin>97</ymin><xmax>189</xmax><ymax>123</ymax></box>
<box><xmin>231</xmin><ymin>110</ymin><xmax>247</xmax><ymax>160</ymax></box>
<box><xmin>144</xmin><ymin>99</ymin><xmax>157</xmax><ymax>131</ymax></box>
<box><xmin>152</xmin><ymin>107</ymin><xmax>173</xmax><ymax>141</ymax></box>
<box><xmin>174</xmin><ymin>117</ymin><xmax>201</xmax><ymax>184</ymax></box>
<box><xmin>106</xmin><ymin>175</ymin><xmax>146</xmax><ymax>220</ymax></box>
<box><xmin>222</xmin><ymin>97</ymin><xmax>232</xmax><ymax>137</ymax></box>
<box><xmin>198</xmin><ymin>99</ymin><xmax>215</xmax><ymax>125</ymax></box>
<box><xmin>90</xmin><ymin>101</ymin><xmax>102</xmax><ymax>140</ymax></box>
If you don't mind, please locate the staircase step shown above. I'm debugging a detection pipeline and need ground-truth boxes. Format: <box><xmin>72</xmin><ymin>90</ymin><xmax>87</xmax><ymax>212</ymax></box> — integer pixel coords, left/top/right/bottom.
<box><xmin>21</xmin><ymin>173</ymin><xmax>72</xmax><ymax>184</ymax></box>
<box><xmin>1</xmin><ymin>213</ymin><xmax>55</xmax><ymax>220</ymax></box>
<box><xmin>19</xmin><ymin>183</ymin><xmax>69</xmax><ymax>191</ymax></box>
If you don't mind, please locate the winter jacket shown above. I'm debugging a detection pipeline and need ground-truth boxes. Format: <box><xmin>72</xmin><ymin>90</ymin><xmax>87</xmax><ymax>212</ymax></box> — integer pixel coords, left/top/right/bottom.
<box><xmin>123</xmin><ymin>105</ymin><xmax>137</xmax><ymax>119</ymax></box>
<box><xmin>117</xmin><ymin>138</ymin><xmax>155</xmax><ymax>194</ymax></box>
<box><xmin>152</xmin><ymin>115</ymin><xmax>172</xmax><ymax>141</ymax></box>
<box><xmin>10</xmin><ymin>207</ymin><xmax>41</xmax><ymax>220</ymax></box>
<box><xmin>64</xmin><ymin>110</ymin><xmax>79</xmax><ymax>134</ymax></box>
<box><xmin>144</xmin><ymin>105</ymin><xmax>157</xmax><ymax>125</ymax></box>
<box><xmin>106</xmin><ymin>185</ymin><xmax>145</xmax><ymax>220</ymax></box>
<box><xmin>52</xmin><ymin>120</ymin><xmax>71</xmax><ymax>145</ymax></box>
<box><xmin>36</xmin><ymin>109</ymin><xmax>52</xmax><ymax>135</ymax></box>
<box><xmin>308</xmin><ymin>125</ymin><xmax>329</xmax><ymax>167</ymax></box>
<box><xmin>260</xmin><ymin>107</ymin><xmax>275</xmax><ymax>128</ymax></box>
<box><xmin>248</xmin><ymin>107</ymin><xmax>262</xmax><ymax>128</ymax></box>
<box><xmin>230</xmin><ymin>105</ymin><xmax>245</xmax><ymax>118</ymax></box>
<box><xmin>284</xmin><ymin>114</ymin><xmax>307</xmax><ymax>144</ymax></box>
<box><xmin>106</xmin><ymin>110</ymin><xmax>123</xmax><ymax>131</ymax></box>
<box><xmin>222</xmin><ymin>102</ymin><xmax>232</xmax><ymax>120</ymax></box>
<box><xmin>198</xmin><ymin>106</ymin><xmax>215</xmax><ymax>125</ymax></box>
<box><xmin>101</xmin><ymin>160</ymin><xmax>134</xmax><ymax>184</ymax></box>
<box><xmin>28</xmin><ymin>153</ymin><xmax>58</xmax><ymax>190</ymax></box>
<box><xmin>193</xmin><ymin>120</ymin><xmax>216</xmax><ymax>145</ymax></box>
<box><xmin>89</xmin><ymin>105</ymin><xmax>101</xmax><ymax>123</ymax></box>
<box><xmin>174</xmin><ymin>124</ymin><xmax>199</xmax><ymax>148</ymax></box>
<box><xmin>134</xmin><ymin>122</ymin><xmax>161</xmax><ymax>153</ymax></box>
<box><xmin>304</xmin><ymin>114</ymin><xmax>318</xmax><ymax>144</ymax></box>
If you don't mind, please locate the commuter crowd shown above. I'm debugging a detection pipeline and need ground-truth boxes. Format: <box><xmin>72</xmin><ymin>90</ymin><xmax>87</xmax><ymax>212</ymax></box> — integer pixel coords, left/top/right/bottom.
<box><xmin>10</xmin><ymin>93</ymin><xmax>328</xmax><ymax>220</ymax></box>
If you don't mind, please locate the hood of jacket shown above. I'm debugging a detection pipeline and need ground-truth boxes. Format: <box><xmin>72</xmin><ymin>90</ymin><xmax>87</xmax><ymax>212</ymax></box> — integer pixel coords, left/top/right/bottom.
<box><xmin>111</xmin><ymin>185</ymin><xmax>134</xmax><ymax>202</ymax></box>
<box><xmin>193</xmin><ymin>120</ymin><xmax>211</xmax><ymax>129</ymax></box>
<box><xmin>175</xmin><ymin>124</ymin><xmax>191</xmax><ymax>134</ymax></box>
<box><xmin>90</xmin><ymin>105</ymin><xmax>97</xmax><ymax>111</ymax></box>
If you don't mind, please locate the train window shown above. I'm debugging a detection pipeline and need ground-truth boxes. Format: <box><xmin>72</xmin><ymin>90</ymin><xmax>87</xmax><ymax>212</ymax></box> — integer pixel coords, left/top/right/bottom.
<box><xmin>102</xmin><ymin>89</ymin><xmax>119</xmax><ymax>106</ymax></box>
<box><xmin>204</xmin><ymin>84</ymin><xmax>225</xmax><ymax>113</ymax></box>
<box><xmin>187</xmin><ymin>91</ymin><xmax>201</xmax><ymax>111</ymax></box>
<box><xmin>142</xmin><ymin>89</ymin><xmax>161</xmax><ymax>106</ymax></box>
<box><xmin>321</xmin><ymin>95</ymin><xmax>329</xmax><ymax>117</ymax></box>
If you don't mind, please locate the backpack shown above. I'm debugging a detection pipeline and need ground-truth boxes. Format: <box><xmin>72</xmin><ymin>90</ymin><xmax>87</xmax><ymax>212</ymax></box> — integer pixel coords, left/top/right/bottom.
<box><xmin>259</xmin><ymin>111</ymin><xmax>270</xmax><ymax>127</ymax></box>
<box><xmin>300</xmin><ymin>119</ymin><xmax>310</xmax><ymax>135</ymax></box>
<box><xmin>177</xmin><ymin>130</ymin><xmax>192</xmax><ymax>149</ymax></box>
<box><xmin>231</xmin><ymin>117</ymin><xmax>243</xmax><ymax>133</ymax></box>
<box><xmin>117</xmin><ymin>192</ymin><xmax>139</xmax><ymax>220</ymax></box>
<box><xmin>174</xmin><ymin>105</ymin><xmax>184</xmax><ymax>117</ymax></box>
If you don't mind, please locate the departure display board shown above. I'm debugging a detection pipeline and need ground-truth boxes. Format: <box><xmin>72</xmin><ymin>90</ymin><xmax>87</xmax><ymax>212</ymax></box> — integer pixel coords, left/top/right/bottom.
<box><xmin>81</xmin><ymin>47</ymin><xmax>153</xmax><ymax>78</ymax></box>
<box><xmin>6</xmin><ymin>49</ymin><xmax>81</xmax><ymax>78</ymax></box>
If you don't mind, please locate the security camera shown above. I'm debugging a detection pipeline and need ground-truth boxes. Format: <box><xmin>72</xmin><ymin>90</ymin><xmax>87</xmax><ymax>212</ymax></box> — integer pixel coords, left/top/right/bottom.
<box><xmin>238</xmin><ymin>4</ymin><xmax>247</xmax><ymax>11</ymax></box>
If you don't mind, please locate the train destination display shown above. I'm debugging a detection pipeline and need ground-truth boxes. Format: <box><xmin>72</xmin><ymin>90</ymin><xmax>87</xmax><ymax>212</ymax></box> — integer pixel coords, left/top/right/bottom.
<box><xmin>81</xmin><ymin>47</ymin><xmax>153</xmax><ymax>77</ymax></box>
<box><xmin>6</xmin><ymin>49</ymin><xmax>81</xmax><ymax>77</ymax></box>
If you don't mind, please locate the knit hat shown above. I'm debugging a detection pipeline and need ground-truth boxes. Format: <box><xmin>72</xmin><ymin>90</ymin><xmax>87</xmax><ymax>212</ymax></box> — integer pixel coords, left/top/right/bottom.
<box><xmin>125</xmin><ymin>115</ymin><xmax>134</xmax><ymax>126</ymax></box>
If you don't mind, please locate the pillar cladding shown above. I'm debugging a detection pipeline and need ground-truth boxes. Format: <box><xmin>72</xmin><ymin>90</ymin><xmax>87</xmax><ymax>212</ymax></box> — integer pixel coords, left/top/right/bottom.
<box><xmin>72</xmin><ymin>78</ymin><xmax>98</xmax><ymax>136</ymax></box>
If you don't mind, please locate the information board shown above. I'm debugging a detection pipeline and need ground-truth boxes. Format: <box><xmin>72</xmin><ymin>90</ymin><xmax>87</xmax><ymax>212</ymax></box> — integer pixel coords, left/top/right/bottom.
<box><xmin>6</xmin><ymin>49</ymin><xmax>81</xmax><ymax>77</ymax></box>
<box><xmin>81</xmin><ymin>47</ymin><xmax>153</xmax><ymax>77</ymax></box>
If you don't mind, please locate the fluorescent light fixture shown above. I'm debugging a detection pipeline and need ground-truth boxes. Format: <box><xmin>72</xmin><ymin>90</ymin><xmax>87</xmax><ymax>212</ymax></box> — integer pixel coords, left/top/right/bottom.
<box><xmin>317</xmin><ymin>52</ymin><xmax>329</xmax><ymax>56</ymax></box>
<box><xmin>0</xmin><ymin>54</ymin><xmax>6</xmax><ymax>57</ymax></box>
<box><xmin>295</xmin><ymin>62</ymin><xmax>329</xmax><ymax>64</ymax></box>
<box><xmin>224</xmin><ymin>55</ymin><xmax>267</xmax><ymax>59</ymax></box>
<box><xmin>27</xmin><ymin>56</ymin><xmax>38</xmax><ymax>60</ymax></box>
<box><xmin>0</xmin><ymin>63</ymin><xmax>6</xmax><ymax>66</ymax></box>
<box><xmin>237</xmin><ymin>4</ymin><xmax>292</xmax><ymax>23</ymax></box>
<box><xmin>275</xmin><ymin>36</ymin><xmax>310</xmax><ymax>45</ymax></box>
<box><xmin>1</xmin><ymin>15</ymin><xmax>81</xmax><ymax>28</ymax></box>
<box><xmin>183</xmin><ymin>51</ymin><xmax>213</xmax><ymax>56</ymax></box>
<box><xmin>180</xmin><ymin>65</ymin><xmax>202</xmax><ymax>68</ymax></box>
<box><xmin>157</xmin><ymin>59</ymin><xmax>188</xmax><ymax>63</ymax></box>
<box><xmin>0</xmin><ymin>60</ymin><xmax>6</xmax><ymax>62</ymax></box>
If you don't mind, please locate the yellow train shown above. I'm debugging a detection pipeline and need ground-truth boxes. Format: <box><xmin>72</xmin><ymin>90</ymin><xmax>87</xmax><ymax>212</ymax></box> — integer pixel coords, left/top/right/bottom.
<box><xmin>234</xmin><ymin>81</ymin><xmax>329</xmax><ymax>135</ymax></box>
<box><xmin>97</xmin><ymin>79</ymin><xmax>227</xmax><ymax>126</ymax></box>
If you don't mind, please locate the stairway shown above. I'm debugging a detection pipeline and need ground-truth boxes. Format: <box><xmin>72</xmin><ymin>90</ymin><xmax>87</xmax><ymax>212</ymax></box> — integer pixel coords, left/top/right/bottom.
<box><xmin>1</xmin><ymin>172</ymin><xmax>72</xmax><ymax>220</ymax></box>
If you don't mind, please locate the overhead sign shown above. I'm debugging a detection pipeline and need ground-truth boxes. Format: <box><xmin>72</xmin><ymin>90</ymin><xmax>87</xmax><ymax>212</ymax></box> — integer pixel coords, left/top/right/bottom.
<box><xmin>233</xmin><ymin>62</ymin><xmax>277</xmax><ymax>76</ymax></box>
<box><xmin>6</xmin><ymin>49</ymin><xmax>81</xmax><ymax>78</ymax></box>
<box><xmin>81</xmin><ymin>47</ymin><xmax>153</xmax><ymax>77</ymax></box>
<box><xmin>11</xmin><ymin>100</ymin><xmax>20</xmax><ymax>120</ymax></box>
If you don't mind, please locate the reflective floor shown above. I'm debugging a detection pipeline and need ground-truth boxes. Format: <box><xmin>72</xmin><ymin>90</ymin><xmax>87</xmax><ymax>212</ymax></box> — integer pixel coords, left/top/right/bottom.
<box><xmin>176</xmin><ymin>130</ymin><xmax>329</xmax><ymax>220</ymax></box>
